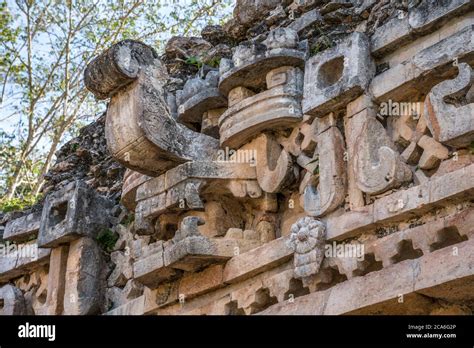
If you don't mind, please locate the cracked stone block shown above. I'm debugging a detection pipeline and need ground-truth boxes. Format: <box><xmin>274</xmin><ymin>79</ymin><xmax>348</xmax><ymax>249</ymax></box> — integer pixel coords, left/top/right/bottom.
<box><xmin>63</xmin><ymin>237</ymin><xmax>104</xmax><ymax>315</ymax></box>
<box><xmin>133</xmin><ymin>241</ymin><xmax>177</xmax><ymax>288</ymax></box>
<box><xmin>3</xmin><ymin>211</ymin><xmax>41</xmax><ymax>243</ymax></box>
<box><xmin>38</xmin><ymin>180</ymin><xmax>114</xmax><ymax>248</ymax></box>
<box><xmin>303</xmin><ymin>32</ymin><xmax>375</xmax><ymax>117</ymax></box>
<box><xmin>0</xmin><ymin>284</ymin><xmax>26</xmax><ymax>315</ymax></box>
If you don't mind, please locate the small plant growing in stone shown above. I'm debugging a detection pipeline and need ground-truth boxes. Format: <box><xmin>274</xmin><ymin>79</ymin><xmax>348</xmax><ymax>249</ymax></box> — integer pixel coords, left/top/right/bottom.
<box><xmin>96</xmin><ymin>228</ymin><xmax>118</xmax><ymax>253</ymax></box>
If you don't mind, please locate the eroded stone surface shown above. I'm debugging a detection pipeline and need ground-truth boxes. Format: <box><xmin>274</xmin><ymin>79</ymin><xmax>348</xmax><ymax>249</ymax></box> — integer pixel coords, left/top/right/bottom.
<box><xmin>38</xmin><ymin>180</ymin><xmax>114</xmax><ymax>248</ymax></box>
<box><xmin>303</xmin><ymin>32</ymin><xmax>375</xmax><ymax>117</ymax></box>
<box><xmin>424</xmin><ymin>63</ymin><xmax>474</xmax><ymax>148</ymax></box>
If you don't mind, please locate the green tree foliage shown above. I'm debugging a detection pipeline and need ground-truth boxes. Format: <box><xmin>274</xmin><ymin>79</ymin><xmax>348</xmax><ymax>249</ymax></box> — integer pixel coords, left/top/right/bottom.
<box><xmin>0</xmin><ymin>0</ymin><xmax>233</xmax><ymax>212</ymax></box>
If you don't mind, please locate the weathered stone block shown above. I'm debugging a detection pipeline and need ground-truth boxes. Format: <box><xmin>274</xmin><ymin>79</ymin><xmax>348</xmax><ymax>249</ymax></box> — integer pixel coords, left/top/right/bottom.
<box><xmin>0</xmin><ymin>243</ymin><xmax>50</xmax><ymax>283</ymax></box>
<box><xmin>63</xmin><ymin>237</ymin><xmax>104</xmax><ymax>315</ymax></box>
<box><xmin>3</xmin><ymin>211</ymin><xmax>41</xmax><ymax>243</ymax></box>
<box><xmin>176</xmin><ymin>70</ymin><xmax>227</xmax><ymax>125</ymax></box>
<box><xmin>219</xmin><ymin>67</ymin><xmax>304</xmax><ymax>148</ymax></box>
<box><xmin>0</xmin><ymin>284</ymin><xmax>26</xmax><ymax>315</ymax></box>
<box><xmin>303</xmin><ymin>32</ymin><xmax>375</xmax><ymax>117</ymax></box>
<box><xmin>424</xmin><ymin>63</ymin><xmax>474</xmax><ymax>148</ymax></box>
<box><xmin>38</xmin><ymin>180</ymin><xmax>114</xmax><ymax>248</ymax></box>
<box><xmin>85</xmin><ymin>40</ymin><xmax>219</xmax><ymax>175</ymax></box>
<box><xmin>163</xmin><ymin>217</ymin><xmax>236</xmax><ymax>272</ymax></box>
<box><xmin>219</xmin><ymin>28</ymin><xmax>307</xmax><ymax>94</ymax></box>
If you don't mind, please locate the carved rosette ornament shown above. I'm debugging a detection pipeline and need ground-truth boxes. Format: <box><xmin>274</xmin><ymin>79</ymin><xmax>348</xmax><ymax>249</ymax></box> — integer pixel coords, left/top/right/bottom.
<box><xmin>287</xmin><ymin>217</ymin><xmax>326</xmax><ymax>279</ymax></box>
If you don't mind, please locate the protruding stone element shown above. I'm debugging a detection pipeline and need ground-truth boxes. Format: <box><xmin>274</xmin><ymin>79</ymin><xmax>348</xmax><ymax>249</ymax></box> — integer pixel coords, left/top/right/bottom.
<box><xmin>302</xmin><ymin>115</ymin><xmax>346</xmax><ymax>217</ymax></box>
<box><xmin>134</xmin><ymin>161</ymin><xmax>257</xmax><ymax>234</ymax></box>
<box><xmin>3</xmin><ymin>211</ymin><xmax>41</xmax><ymax>243</ymax></box>
<box><xmin>0</xmin><ymin>284</ymin><xmax>26</xmax><ymax>315</ymax></box>
<box><xmin>352</xmin><ymin>106</ymin><xmax>412</xmax><ymax>195</ymax></box>
<box><xmin>219</xmin><ymin>66</ymin><xmax>304</xmax><ymax>148</ymax></box>
<box><xmin>371</xmin><ymin>25</ymin><xmax>474</xmax><ymax>101</ymax></box>
<box><xmin>44</xmin><ymin>246</ymin><xmax>68</xmax><ymax>315</ymax></box>
<box><xmin>408</xmin><ymin>0</ymin><xmax>473</xmax><ymax>34</ymax></box>
<box><xmin>38</xmin><ymin>180</ymin><xmax>114</xmax><ymax>248</ymax></box>
<box><xmin>253</xmin><ymin>133</ymin><xmax>294</xmax><ymax>193</ymax></box>
<box><xmin>417</xmin><ymin>135</ymin><xmax>449</xmax><ymax>170</ymax></box>
<box><xmin>176</xmin><ymin>70</ymin><xmax>227</xmax><ymax>125</ymax></box>
<box><xmin>201</xmin><ymin>108</ymin><xmax>225</xmax><ymax>138</ymax></box>
<box><xmin>84</xmin><ymin>40</ymin><xmax>219</xmax><ymax>175</ymax></box>
<box><xmin>63</xmin><ymin>237</ymin><xmax>104</xmax><ymax>315</ymax></box>
<box><xmin>121</xmin><ymin>170</ymin><xmax>152</xmax><ymax>211</ymax></box>
<box><xmin>133</xmin><ymin>217</ymin><xmax>251</xmax><ymax>288</ymax></box>
<box><xmin>163</xmin><ymin>217</ymin><xmax>236</xmax><ymax>271</ymax></box>
<box><xmin>219</xmin><ymin>28</ymin><xmax>307</xmax><ymax>94</ymax></box>
<box><xmin>287</xmin><ymin>217</ymin><xmax>326</xmax><ymax>279</ymax></box>
<box><xmin>0</xmin><ymin>243</ymin><xmax>50</xmax><ymax>283</ymax></box>
<box><xmin>132</xmin><ymin>240</ymin><xmax>176</xmax><ymax>288</ymax></box>
<box><xmin>424</xmin><ymin>63</ymin><xmax>474</xmax><ymax>148</ymax></box>
<box><xmin>303</xmin><ymin>32</ymin><xmax>375</xmax><ymax>117</ymax></box>
<box><xmin>371</xmin><ymin>0</ymin><xmax>473</xmax><ymax>57</ymax></box>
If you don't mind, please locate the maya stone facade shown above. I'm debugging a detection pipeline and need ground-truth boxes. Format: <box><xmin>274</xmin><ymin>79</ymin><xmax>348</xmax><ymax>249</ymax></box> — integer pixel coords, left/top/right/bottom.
<box><xmin>1</xmin><ymin>0</ymin><xmax>474</xmax><ymax>316</ymax></box>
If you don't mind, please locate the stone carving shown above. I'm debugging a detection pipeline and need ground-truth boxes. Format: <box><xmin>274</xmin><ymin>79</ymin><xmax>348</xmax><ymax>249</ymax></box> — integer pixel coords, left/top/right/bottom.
<box><xmin>219</xmin><ymin>65</ymin><xmax>304</xmax><ymax>148</ymax></box>
<box><xmin>134</xmin><ymin>161</ymin><xmax>258</xmax><ymax>234</ymax></box>
<box><xmin>5</xmin><ymin>0</ymin><xmax>472</xmax><ymax>317</ymax></box>
<box><xmin>287</xmin><ymin>217</ymin><xmax>326</xmax><ymax>279</ymax></box>
<box><xmin>84</xmin><ymin>40</ymin><xmax>219</xmax><ymax>175</ymax></box>
<box><xmin>301</xmin><ymin>114</ymin><xmax>346</xmax><ymax>217</ymax></box>
<box><xmin>424</xmin><ymin>63</ymin><xmax>474</xmax><ymax>148</ymax></box>
<box><xmin>303</xmin><ymin>32</ymin><xmax>375</xmax><ymax>117</ymax></box>
<box><xmin>0</xmin><ymin>284</ymin><xmax>26</xmax><ymax>315</ymax></box>
<box><xmin>252</xmin><ymin>133</ymin><xmax>294</xmax><ymax>193</ymax></box>
<box><xmin>176</xmin><ymin>69</ymin><xmax>227</xmax><ymax>126</ymax></box>
<box><xmin>351</xmin><ymin>104</ymin><xmax>412</xmax><ymax>195</ymax></box>
<box><xmin>38</xmin><ymin>180</ymin><xmax>114</xmax><ymax>248</ymax></box>
<box><xmin>218</xmin><ymin>28</ymin><xmax>307</xmax><ymax>94</ymax></box>
<box><xmin>133</xmin><ymin>217</ymin><xmax>256</xmax><ymax>288</ymax></box>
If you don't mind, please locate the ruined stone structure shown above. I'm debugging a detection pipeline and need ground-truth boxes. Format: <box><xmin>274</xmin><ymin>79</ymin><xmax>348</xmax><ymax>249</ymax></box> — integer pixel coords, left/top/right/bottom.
<box><xmin>1</xmin><ymin>0</ymin><xmax>474</xmax><ymax>316</ymax></box>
